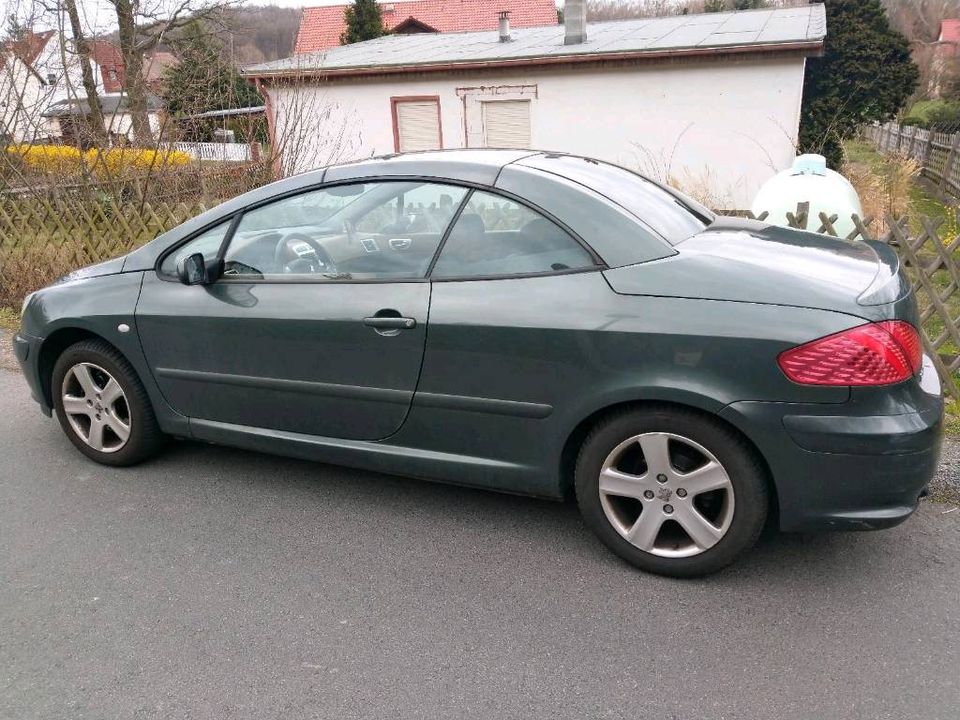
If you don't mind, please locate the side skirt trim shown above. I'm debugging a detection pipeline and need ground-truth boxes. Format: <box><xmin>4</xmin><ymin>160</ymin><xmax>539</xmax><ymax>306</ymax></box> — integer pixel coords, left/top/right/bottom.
<box><xmin>413</xmin><ymin>391</ymin><xmax>553</xmax><ymax>418</ymax></box>
<box><xmin>156</xmin><ymin>368</ymin><xmax>553</xmax><ymax>418</ymax></box>
<box><xmin>156</xmin><ymin>367</ymin><xmax>412</xmax><ymax>405</ymax></box>
<box><xmin>187</xmin><ymin>417</ymin><xmax>558</xmax><ymax>498</ymax></box>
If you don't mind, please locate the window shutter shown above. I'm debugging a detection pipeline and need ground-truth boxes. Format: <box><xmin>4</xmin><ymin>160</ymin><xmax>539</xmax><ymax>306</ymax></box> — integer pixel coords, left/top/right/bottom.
<box><xmin>482</xmin><ymin>100</ymin><xmax>531</xmax><ymax>149</ymax></box>
<box><xmin>395</xmin><ymin>100</ymin><xmax>441</xmax><ymax>152</ymax></box>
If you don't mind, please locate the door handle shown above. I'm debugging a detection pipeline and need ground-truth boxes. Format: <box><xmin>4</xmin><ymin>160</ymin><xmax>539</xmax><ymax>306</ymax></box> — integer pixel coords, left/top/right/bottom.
<box><xmin>363</xmin><ymin>316</ymin><xmax>416</xmax><ymax>330</ymax></box>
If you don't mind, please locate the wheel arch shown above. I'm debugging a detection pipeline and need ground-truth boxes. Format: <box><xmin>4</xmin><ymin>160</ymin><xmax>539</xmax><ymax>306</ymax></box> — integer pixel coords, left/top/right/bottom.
<box><xmin>38</xmin><ymin>327</ymin><xmax>127</xmax><ymax>409</ymax></box>
<box><xmin>557</xmin><ymin>399</ymin><xmax>778</xmax><ymax>522</ymax></box>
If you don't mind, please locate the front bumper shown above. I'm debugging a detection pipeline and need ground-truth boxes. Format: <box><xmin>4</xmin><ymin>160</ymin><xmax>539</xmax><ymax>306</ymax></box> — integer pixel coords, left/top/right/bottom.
<box><xmin>13</xmin><ymin>332</ymin><xmax>51</xmax><ymax>417</ymax></box>
<box><xmin>721</xmin><ymin>357</ymin><xmax>944</xmax><ymax>533</ymax></box>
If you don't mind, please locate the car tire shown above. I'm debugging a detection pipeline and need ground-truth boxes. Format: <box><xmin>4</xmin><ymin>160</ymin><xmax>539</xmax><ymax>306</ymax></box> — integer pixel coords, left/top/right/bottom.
<box><xmin>575</xmin><ymin>406</ymin><xmax>769</xmax><ymax>578</ymax></box>
<box><xmin>52</xmin><ymin>339</ymin><xmax>165</xmax><ymax>467</ymax></box>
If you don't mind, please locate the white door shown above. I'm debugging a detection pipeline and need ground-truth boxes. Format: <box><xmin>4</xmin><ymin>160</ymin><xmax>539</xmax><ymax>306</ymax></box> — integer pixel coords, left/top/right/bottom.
<box><xmin>482</xmin><ymin>100</ymin><xmax>531</xmax><ymax>149</ymax></box>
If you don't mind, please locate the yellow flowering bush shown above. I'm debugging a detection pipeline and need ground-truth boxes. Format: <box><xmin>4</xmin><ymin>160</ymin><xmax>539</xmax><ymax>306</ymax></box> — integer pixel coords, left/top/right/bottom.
<box><xmin>5</xmin><ymin>144</ymin><xmax>84</xmax><ymax>173</ymax></box>
<box><xmin>5</xmin><ymin>144</ymin><xmax>192</xmax><ymax>176</ymax></box>
<box><xmin>84</xmin><ymin>147</ymin><xmax>192</xmax><ymax>174</ymax></box>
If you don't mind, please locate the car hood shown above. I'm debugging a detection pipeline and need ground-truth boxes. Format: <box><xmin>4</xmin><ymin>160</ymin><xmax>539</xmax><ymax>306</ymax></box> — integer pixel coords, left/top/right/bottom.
<box><xmin>603</xmin><ymin>217</ymin><xmax>908</xmax><ymax>318</ymax></box>
<box><xmin>54</xmin><ymin>255</ymin><xmax>127</xmax><ymax>284</ymax></box>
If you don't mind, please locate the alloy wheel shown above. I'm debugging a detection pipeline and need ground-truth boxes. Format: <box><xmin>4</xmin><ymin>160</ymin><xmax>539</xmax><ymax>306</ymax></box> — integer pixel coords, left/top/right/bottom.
<box><xmin>598</xmin><ymin>432</ymin><xmax>735</xmax><ymax>558</ymax></box>
<box><xmin>61</xmin><ymin>362</ymin><xmax>131</xmax><ymax>453</ymax></box>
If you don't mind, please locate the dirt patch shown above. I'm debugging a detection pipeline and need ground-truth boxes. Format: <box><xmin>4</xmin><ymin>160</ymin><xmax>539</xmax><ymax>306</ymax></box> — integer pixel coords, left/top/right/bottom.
<box><xmin>0</xmin><ymin>330</ymin><xmax>18</xmax><ymax>373</ymax></box>
<box><xmin>929</xmin><ymin>438</ymin><xmax>960</xmax><ymax>508</ymax></box>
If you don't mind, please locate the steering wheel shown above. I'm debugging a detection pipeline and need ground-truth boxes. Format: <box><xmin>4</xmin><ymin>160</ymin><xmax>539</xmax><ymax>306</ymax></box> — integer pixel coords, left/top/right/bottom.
<box><xmin>272</xmin><ymin>232</ymin><xmax>337</xmax><ymax>275</ymax></box>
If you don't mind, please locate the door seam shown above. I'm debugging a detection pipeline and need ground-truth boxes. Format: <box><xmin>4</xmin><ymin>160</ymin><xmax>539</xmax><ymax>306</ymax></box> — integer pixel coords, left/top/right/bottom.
<box><xmin>378</xmin><ymin>280</ymin><xmax>433</xmax><ymax>443</ymax></box>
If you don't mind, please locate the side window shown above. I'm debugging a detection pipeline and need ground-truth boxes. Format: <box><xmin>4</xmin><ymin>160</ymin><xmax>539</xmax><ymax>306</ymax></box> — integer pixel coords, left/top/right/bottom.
<box><xmin>159</xmin><ymin>220</ymin><xmax>231</xmax><ymax>277</ymax></box>
<box><xmin>431</xmin><ymin>191</ymin><xmax>596</xmax><ymax>279</ymax></box>
<box><xmin>221</xmin><ymin>181</ymin><xmax>468</xmax><ymax>281</ymax></box>
<box><xmin>355</xmin><ymin>183</ymin><xmax>464</xmax><ymax>235</ymax></box>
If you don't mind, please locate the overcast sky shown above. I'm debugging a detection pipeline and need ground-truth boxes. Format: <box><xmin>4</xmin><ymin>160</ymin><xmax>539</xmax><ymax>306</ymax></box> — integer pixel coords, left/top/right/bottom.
<box><xmin>4</xmin><ymin>0</ymin><xmax>569</xmax><ymax>33</ymax></box>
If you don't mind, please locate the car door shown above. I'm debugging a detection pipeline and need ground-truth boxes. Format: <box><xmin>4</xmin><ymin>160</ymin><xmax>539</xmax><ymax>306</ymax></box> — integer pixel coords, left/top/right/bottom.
<box><xmin>136</xmin><ymin>180</ymin><xmax>469</xmax><ymax>441</ymax></box>
<box><xmin>398</xmin><ymin>188</ymin><xmax>605</xmax><ymax>456</ymax></box>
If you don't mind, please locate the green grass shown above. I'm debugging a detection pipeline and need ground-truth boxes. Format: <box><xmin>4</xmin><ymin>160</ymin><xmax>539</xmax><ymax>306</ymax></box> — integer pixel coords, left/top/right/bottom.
<box><xmin>0</xmin><ymin>306</ymin><xmax>19</xmax><ymax>332</ymax></box>
<box><xmin>913</xmin><ymin>262</ymin><xmax>960</xmax><ymax>358</ymax></box>
<box><xmin>844</xmin><ymin>138</ymin><xmax>888</xmax><ymax>172</ymax></box>
<box><xmin>902</xmin><ymin>99</ymin><xmax>956</xmax><ymax>124</ymax></box>
<box><xmin>946</xmin><ymin>400</ymin><xmax>960</xmax><ymax>436</ymax></box>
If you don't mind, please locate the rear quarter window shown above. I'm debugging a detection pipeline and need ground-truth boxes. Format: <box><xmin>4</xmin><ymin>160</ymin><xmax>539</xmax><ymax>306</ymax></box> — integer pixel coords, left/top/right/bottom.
<box><xmin>520</xmin><ymin>156</ymin><xmax>712</xmax><ymax>246</ymax></box>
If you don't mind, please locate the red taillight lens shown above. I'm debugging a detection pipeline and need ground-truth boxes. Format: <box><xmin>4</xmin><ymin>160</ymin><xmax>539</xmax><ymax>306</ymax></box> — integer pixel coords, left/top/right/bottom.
<box><xmin>778</xmin><ymin>321</ymin><xmax>922</xmax><ymax>386</ymax></box>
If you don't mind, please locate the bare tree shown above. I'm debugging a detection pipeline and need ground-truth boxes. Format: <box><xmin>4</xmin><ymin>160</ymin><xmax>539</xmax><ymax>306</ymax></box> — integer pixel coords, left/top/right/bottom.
<box><xmin>882</xmin><ymin>0</ymin><xmax>960</xmax><ymax>99</ymax></box>
<box><xmin>254</xmin><ymin>69</ymin><xmax>363</xmax><ymax>177</ymax></box>
<box><xmin>883</xmin><ymin>0</ymin><xmax>960</xmax><ymax>43</ymax></box>
<box><xmin>103</xmin><ymin>0</ymin><xmax>237</xmax><ymax>145</ymax></box>
<box><xmin>60</xmin><ymin>0</ymin><xmax>107</xmax><ymax>143</ymax></box>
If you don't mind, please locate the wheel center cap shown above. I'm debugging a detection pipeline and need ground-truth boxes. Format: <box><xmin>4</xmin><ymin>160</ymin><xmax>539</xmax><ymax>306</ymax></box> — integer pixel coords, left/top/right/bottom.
<box><xmin>95</xmin><ymin>402</ymin><xmax>102</xmax><ymax>411</ymax></box>
<box><xmin>657</xmin><ymin>487</ymin><xmax>673</xmax><ymax>502</ymax></box>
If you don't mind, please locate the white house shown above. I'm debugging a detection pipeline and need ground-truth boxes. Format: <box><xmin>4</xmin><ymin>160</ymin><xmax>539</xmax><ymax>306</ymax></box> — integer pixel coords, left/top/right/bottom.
<box><xmin>40</xmin><ymin>92</ymin><xmax>164</xmax><ymax>145</ymax></box>
<box><xmin>0</xmin><ymin>30</ymin><xmax>160</xmax><ymax>144</ymax></box>
<box><xmin>1</xmin><ymin>31</ymin><xmax>77</xmax><ymax>142</ymax></box>
<box><xmin>244</xmin><ymin>3</ymin><xmax>827</xmax><ymax>210</ymax></box>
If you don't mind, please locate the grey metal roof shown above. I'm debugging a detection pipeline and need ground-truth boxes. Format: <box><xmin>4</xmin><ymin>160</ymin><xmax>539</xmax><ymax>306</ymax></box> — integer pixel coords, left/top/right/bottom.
<box><xmin>188</xmin><ymin>105</ymin><xmax>267</xmax><ymax>119</ymax></box>
<box><xmin>244</xmin><ymin>5</ymin><xmax>826</xmax><ymax>77</ymax></box>
<box><xmin>42</xmin><ymin>92</ymin><xmax>163</xmax><ymax>117</ymax></box>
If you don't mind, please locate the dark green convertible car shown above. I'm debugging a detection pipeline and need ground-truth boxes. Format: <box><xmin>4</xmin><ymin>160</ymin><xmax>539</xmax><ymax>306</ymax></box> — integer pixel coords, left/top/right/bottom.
<box><xmin>13</xmin><ymin>150</ymin><xmax>943</xmax><ymax>576</ymax></box>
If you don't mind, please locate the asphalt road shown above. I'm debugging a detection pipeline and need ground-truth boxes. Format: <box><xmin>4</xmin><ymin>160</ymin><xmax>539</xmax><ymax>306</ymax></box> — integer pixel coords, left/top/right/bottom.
<box><xmin>1</xmin><ymin>368</ymin><xmax>959</xmax><ymax>720</ymax></box>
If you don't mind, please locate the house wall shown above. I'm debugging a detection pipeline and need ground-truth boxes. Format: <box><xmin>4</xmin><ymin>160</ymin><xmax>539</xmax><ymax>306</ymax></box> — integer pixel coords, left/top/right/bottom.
<box><xmin>265</xmin><ymin>57</ymin><xmax>808</xmax><ymax>210</ymax></box>
<box><xmin>1</xmin><ymin>33</ymin><xmax>108</xmax><ymax>142</ymax></box>
<box><xmin>0</xmin><ymin>52</ymin><xmax>60</xmax><ymax>142</ymax></box>
<box><xmin>48</xmin><ymin>110</ymin><xmax>163</xmax><ymax>143</ymax></box>
<box><xmin>103</xmin><ymin>110</ymin><xmax>162</xmax><ymax>140</ymax></box>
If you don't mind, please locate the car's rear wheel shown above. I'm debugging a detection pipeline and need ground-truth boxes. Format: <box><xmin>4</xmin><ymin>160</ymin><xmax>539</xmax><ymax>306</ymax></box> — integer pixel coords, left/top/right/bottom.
<box><xmin>575</xmin><ymin>407</ymin><xmax>768</xmax><ymax>577</ymax></box>
<box><xmin>52</xmin><ymin>339</ymin><xmax>165</xmax><ymax>466</ymax></box>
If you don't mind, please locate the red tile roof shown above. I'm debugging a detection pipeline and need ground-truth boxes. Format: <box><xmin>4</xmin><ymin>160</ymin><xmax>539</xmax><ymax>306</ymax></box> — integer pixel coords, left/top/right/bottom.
<box><xmin>9</xmin><ymin>30</ymin><xmax>55</xmax><ymax>65</ymax></box>
<box><xmin>142</xmin><ymin>50</ymin><xmax>177</xmax><ymax>90</ymax></box>
<box><xmin>0</xmin><ymin>30</ymin><xmax>54</xmax><ymax>72</ymax></box>
<box><xmin>90</xmin><ymin>41</ymin><xmax>126</xmax><ymax>92</ymax></box>
<box><xmin>295</xmin><ymin>0</ymin><xmax>558</xmax><ymax>54</ymax></box>
<box><xmin>0</xmin><ymin>32</ymin><xmax>128</xmax><ymax>93</ymax></box>
<box><xmin>941</xmin><ymin>19</ymin><xmax>960</xmax><ymax>45</ymax></box>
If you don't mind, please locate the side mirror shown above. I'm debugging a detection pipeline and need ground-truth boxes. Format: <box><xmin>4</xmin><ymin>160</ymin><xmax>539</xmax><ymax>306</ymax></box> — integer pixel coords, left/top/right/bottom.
<box><xmin>177</xmin><ymin>252</ymin><xmax>208</xmax><ymax>285</ymax></box>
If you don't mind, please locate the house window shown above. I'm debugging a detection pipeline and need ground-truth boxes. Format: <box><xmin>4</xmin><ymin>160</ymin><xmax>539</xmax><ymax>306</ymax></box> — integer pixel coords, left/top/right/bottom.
<box><xmin>482</xmin><ymin>100</ymin><xmax>531</xmax><ymax>149</ymax></box>
<box><xmin>391</xmin><ymin>96</ymin><xmax>442</xmax><ymax>153</ymax></box>
<box><xmin>108</xmin><ymin>70</ymin><xmax>118</xmax><ymax>82</ymax></box>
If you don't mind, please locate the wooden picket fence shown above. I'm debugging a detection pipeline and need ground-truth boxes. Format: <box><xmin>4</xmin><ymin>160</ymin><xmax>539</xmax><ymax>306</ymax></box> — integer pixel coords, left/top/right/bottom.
<box><xmin>864</xmin><ymin>121</ymin><xmax>960</xmax><ymax>201</ymax></box>
<box><xmin>0</xmin><ymin>192</ymin><xmax>958</xmax><ymax>398</ymax></box>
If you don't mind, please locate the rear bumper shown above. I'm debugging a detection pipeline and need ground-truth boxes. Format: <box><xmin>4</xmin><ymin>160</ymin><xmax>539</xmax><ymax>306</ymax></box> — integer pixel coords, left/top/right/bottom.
<box><xmin>721</xmin><ymin>359</ymin><xmax>944</xmax><ymax>533</ymax></box>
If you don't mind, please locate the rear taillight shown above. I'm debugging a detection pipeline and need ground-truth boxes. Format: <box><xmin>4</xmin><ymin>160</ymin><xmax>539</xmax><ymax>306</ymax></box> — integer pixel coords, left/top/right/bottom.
<box><xmin>778</xmin><ymin>321</ymin><xmax>922</xmax><ymax>386</ymax></box>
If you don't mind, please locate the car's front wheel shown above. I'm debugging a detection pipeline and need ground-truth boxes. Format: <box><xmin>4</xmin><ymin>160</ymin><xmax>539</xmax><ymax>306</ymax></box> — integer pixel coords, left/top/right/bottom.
<box><xmin>52</xmin><ymin>339</ymin><xmax>165</xmax><ymax>466</ymax></box>
<box><xmin>575</xmin><ymin>407</ymin><xmax>769</xmax><ymax>577</ymax></box>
